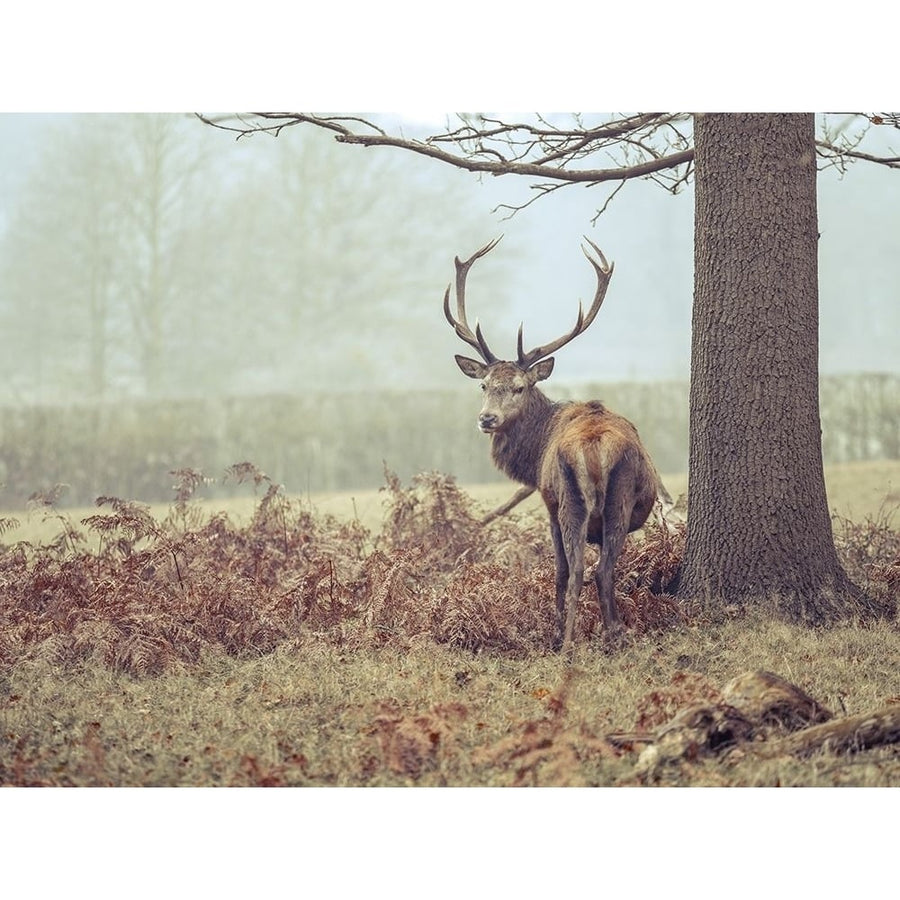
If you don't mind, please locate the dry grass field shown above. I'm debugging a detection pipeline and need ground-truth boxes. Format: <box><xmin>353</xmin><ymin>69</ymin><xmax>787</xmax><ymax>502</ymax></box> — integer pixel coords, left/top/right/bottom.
<box><xmin>1</xmin><ymin>460</ymin><xmax>899</xmax><ymax>790</ymax></box>
<box><xmin>7</xmin><ymin>457</ymin><xmax>898</xmax><ymax>543</ymax></box>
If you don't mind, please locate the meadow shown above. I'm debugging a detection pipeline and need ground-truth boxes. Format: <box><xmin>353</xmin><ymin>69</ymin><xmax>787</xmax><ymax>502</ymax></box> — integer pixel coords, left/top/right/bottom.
<box><xmin>1</xmin><ymin>460</ymin><xmax>898</xmax><ymax>787</ymax></box>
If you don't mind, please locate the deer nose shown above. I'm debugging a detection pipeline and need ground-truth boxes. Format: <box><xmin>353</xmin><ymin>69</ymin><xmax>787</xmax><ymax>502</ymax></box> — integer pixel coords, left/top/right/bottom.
<box><xmin>478</xmin><ymin>413</ymin><xmax>498</xmax><ymax>432</ymax></box>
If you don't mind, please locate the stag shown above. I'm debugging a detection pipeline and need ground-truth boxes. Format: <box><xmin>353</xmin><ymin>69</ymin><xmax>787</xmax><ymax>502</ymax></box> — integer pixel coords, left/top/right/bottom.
<box><xmin>445</xmin><ymin>236</ymin><xmax>667</xmax><ymax>651</ymax></box>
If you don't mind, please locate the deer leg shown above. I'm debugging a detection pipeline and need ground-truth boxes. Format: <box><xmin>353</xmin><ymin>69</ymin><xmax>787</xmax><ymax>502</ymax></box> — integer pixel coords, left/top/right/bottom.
<box><xmin>548</xmin><ymin>518</ymin><xmax>569</xmax><ymax>651</ymax></box>
<box><xmin>595</xmin><ymin>472</ymin><xmax>633</xmax><ymax>645</ymax></box>
<box><xmin>562</xmin><ymin>538</ymin><xmax>586</xmax><ymax>651</ymax></box>
<box><xmin>559</xmin><ymin>506</ymin><xmax>589</xmax><ymax>653</ymax></box>
<box><xmin>595</xmin><ymin>528</ymin><xmax>625</xmax><ymax>645</ymax></box>
<box><xmin>549</xmin><ymin>458</ymin><xmax>592</xmax><ymax>652</ymax></box>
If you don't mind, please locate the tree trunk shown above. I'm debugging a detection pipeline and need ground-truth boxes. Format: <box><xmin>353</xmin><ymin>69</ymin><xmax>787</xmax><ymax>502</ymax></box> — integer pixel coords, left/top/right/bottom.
<box><xmin>679</xmin><ymin>113</ymin><xmax>862</xmax><ymax>621</ymax></box>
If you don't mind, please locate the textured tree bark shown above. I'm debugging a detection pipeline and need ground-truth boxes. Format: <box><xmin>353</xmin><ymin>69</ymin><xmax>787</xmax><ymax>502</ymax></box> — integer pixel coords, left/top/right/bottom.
<box><xmin>679</xmin><ymin>113</ymin><xmax>861</xmax><ymax>620</ymax></box>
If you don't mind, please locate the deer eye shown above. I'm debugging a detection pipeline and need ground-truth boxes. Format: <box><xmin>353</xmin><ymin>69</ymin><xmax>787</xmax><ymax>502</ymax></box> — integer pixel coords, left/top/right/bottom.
<box><xmin>513</xmin><ymin>386</ymin><xmax>525</xmax><ymax>394</ymax></box>
<box><xmin>480</xmin><ymin>383</ymin><xmax>487</xmax><ymax>391</ymax></box>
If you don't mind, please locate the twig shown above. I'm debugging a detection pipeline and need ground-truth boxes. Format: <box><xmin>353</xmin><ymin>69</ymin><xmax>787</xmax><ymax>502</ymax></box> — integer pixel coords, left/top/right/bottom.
<box><xmin>480</xmin><ymin>486</ymin><xmax>536</xmax><ymax>525</ymax></box>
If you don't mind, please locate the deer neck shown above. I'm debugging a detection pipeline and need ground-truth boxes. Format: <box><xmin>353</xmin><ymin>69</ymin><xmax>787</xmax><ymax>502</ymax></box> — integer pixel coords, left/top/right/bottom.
<box><xmin>489</xmin><ymin>391</ymin><xmax>562</xmax><ymax>488</ymax></box>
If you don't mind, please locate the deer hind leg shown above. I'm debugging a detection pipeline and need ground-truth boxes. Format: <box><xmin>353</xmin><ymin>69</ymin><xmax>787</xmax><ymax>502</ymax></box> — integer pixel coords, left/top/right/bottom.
<box><xmin>594</xmin><ymin>467</ymin><xmax>634</xmax><ymax>645</ymax></box>
<box><xmin>595</xmin><ymin>524</ymin><xmax>626</xmax><ymax>645</ymax></box>
<box><xmin>556</xmin><ymin>461</ymin><xmax>589</xmax><ymax>652</ymax></box>
<box><xmin>561</xmin><ymin>520</ymin><xmax>588</xmax><ymax>652</ymax></box>
<box><xmin>548</xmin><ymin>517</ymin><xmax>570</xmax><ymax>650</ymax></box>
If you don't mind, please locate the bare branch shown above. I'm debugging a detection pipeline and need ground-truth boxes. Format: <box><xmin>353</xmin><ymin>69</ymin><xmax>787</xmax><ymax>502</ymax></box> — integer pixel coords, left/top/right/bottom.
<box><xmin>589</xmin><ymin>181</ymin><xmax>629</xmax><ymax>225</ymax></box>
<box><xmin>816</xmin><ymin>140</ymin><xmax>900</xmax><ymax>169</ymax></box>
<box><xmin>479</xmin><ymin>486</ymin><xmax>536</xmax><ymax>525</ymax></box>
<box><xmin>334</xmin><ymin>129</ymin><xmax>694</xmax><ymax>184</ymax></box>
<box><xmin>491</xmin><ymin>181</ymin><xmax>570</xmax><ymax>220</ymax></box>
<box><xmin>815</xmin><ymin>112</ymin><xmax>900</xmax><ymax>173</ymax></box>
<box><xmin>197</xmin><ymin>112</ymin><xmax>899</xmax><ymax>222</ymax></box>
<box><xmin>200</xmin><ymin>112</ymin><xmax>695</xmax><ymax>186</ymax></box>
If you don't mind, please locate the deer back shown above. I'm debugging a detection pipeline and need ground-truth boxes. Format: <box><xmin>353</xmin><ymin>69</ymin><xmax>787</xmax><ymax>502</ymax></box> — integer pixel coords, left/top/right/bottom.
<box><xmin>539</xmin><ymin>401</ymin><xmax>660</xmax><ymax>536</ymax></box>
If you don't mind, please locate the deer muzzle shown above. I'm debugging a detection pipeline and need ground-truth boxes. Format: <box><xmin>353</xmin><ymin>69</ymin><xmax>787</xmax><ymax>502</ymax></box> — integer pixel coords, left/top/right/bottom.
<box><xmin>478</xmin><ymin>412</ymin><xmax>499</xmax><ymax>433</ymax></box>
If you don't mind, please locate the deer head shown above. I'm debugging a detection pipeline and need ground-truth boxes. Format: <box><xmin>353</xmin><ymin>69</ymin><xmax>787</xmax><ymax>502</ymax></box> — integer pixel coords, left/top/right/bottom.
<box><xmin>445</xmin><ymin>236</ymin><xmax>615</xmax><ymax>434</ymax></box>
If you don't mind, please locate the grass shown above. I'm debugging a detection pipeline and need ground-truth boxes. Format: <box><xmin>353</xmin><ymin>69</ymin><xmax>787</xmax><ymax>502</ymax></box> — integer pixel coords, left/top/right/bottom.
<box><xmin>4</xmin><ymin>618</ymin><xmax>900</xmax><ymax>787</ymax></box>
<box><xmin>1</xmin><ymin>460</ymin><xmax>898</xmax><ymax>787</ymax></box>
<box><xmin>4</xmin><ymin>457</ymin><xmax>897</xmax><ymax>544</ymax></box>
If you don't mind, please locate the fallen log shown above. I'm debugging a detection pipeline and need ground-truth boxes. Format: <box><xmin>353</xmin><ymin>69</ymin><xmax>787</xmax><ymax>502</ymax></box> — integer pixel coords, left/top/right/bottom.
<box><xmin>632</xmin><ymin>669</ymin><xmax>900</xmax><ymax>777</ymax></box>
<box><xmin>721</xmin><ymin>669</ymin><xmax>832</xmax><ymax>729</ymax></box>
<box><xmin>777</xmin><ymin>705</ymin><xmax>900</xmax><ymax>757</ymax></box>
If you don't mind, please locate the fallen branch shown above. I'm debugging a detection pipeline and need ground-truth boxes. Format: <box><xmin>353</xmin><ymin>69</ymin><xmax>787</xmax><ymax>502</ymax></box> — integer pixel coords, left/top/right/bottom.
<box><xmin>777</xmin><ymin>705</ymin><xmax>900</xmax><ymax>757</ymax></box>
<box><xmin>479</xmin><ymin>486</ymin><xmax>536</xmax><ymax>525</ymax></box>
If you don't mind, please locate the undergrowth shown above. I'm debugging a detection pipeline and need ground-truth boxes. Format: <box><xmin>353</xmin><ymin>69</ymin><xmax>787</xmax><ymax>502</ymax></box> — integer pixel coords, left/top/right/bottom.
<box><xmin>832</xmin><ymin>500</ymin><xmax>900</xmax><ymax>598</ymax></box>
<box><xmin>2</xmin><ymin>463</ymin><xmax>896</xmax><ymax>683</ymax></box>
<box><xmin>0</xmin><ymin>464</ymin><xmax>695</xmax><ymax>677</ymax></box>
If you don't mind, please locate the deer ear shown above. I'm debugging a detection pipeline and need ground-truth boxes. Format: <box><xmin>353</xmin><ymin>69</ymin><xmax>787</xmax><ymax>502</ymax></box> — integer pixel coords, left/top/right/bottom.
<box><xmin>528</xmin><ymin>358</ymin><xmax>555</xmax><ymax>383</ymax></box>
<box><xmin>455</xmin><ymin>355</ymin><xmax>490</xmax><ymax>380</ymax></box>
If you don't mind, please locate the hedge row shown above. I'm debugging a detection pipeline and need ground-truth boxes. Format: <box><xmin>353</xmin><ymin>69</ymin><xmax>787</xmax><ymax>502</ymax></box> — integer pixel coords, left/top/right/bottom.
<box><xmin>0</xmin><ymin>375</ymin><xmax>895</xmax><ymax>508</ymax></box>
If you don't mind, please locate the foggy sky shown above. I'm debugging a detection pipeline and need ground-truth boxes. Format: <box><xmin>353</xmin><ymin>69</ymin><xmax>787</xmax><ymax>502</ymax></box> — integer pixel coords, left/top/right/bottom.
<box><xmin>0</xmin><ymin>112</ymin><xmax>896</xmax><ymax>400</ymax></box>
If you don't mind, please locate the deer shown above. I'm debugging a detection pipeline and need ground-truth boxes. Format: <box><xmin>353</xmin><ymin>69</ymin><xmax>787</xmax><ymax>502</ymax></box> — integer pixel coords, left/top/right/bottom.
<box><xmin>444</xmin><ymin>236</ymin><xmax>669</xmax><ymax>652</ymax></box>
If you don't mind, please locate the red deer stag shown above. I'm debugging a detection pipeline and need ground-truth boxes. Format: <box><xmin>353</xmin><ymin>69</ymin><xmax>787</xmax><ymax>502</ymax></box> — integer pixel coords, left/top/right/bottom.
<box><xmin>445</xmin><ymin>236</ymin><xmax>665</xmax><ymax>651</ymax></box>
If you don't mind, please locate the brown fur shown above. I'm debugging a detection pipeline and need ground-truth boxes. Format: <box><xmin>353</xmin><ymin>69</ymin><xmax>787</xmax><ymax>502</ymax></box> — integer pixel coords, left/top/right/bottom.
<box><xmin>546</xmin><ymin>403</ymin><xmax>658</xmax><ymax>541</ymax></box>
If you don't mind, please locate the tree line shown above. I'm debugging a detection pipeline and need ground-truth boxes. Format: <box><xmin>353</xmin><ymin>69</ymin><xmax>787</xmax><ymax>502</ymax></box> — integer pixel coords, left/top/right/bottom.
<box><xmin>0</xmin><ymin>373</ymin><xmax>895</xmax><ymax>509</ymax></box>
<box><xmin>0</xmin><ymin>114</ymin><xmax>512</xmax><ymax>403</ymax></box>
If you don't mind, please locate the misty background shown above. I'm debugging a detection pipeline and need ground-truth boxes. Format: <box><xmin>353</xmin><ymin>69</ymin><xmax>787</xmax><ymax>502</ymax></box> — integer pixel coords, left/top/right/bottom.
<box><xmin>0</xmin><ymin>113</ymin><xmax>897</xmax><ymax>507</ymax></box>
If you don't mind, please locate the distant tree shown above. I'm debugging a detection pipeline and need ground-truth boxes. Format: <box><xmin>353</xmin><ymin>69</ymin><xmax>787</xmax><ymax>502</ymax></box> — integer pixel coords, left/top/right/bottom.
<box><xmin>0</xmin><ymin>114</ymin><xmax>217</xmax><ymax>399</ymax></box>
<box><xmin>205</xmin><ymin>125</ymin><xmax>512</xmax><ymax>391</ymax></box>
<box><xmin>0</xmin><ymin>114</ymin><xmax>509</xmax><ymax>401</ymax></box>
<box><xmin>0</xmin><ymin>116</ymin><xmax>124</xmax><ymax>400</ymax></box>
<box><xmin>202</xmin><ymin>111</ymin><xmax>899</xmax><ymax>622</ymax></box>
<box><xmin>111</xmin><ymin>113</ymin><xmax>211</xmax><ymax>394</ymax></box>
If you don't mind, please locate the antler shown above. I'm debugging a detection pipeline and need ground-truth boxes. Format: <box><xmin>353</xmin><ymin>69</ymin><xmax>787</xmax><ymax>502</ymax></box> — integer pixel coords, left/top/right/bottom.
<box><xmin>516</xmin><ymin>237</ymin><xmax>614</xmax><ymax>370</ymax></box>
<box><xmin>443</xmin><ymin>236</ymin><xmax>503</xmax><ymax>364</ymax></box>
